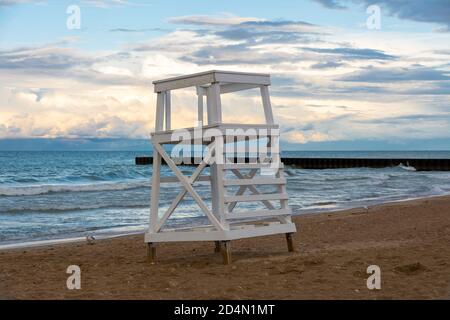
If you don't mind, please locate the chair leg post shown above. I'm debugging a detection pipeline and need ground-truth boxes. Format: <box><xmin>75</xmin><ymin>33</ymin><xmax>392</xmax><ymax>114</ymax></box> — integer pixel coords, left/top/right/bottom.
<box><xmin>221</xmin><ymin>241</ymin><xmax>232</xmax><ymax>265</ymax></box>
<box><xmin>147</xmin><ymin>242</ymin><xmax>157</xmax><ymax>264</ymax></box>
<box><xmin>214</xmin><ymin>241</ymin><xmax>221</xmax><ymax>253</ymax></box>
<box><xmin>286</xmin><ymin>233</ymin><xmax>295</xmax><ymax>252</ymax></box>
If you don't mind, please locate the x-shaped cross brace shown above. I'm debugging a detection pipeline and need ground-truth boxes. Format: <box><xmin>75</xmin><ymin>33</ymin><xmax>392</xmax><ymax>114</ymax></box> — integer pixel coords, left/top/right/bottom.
<box><xmin>152</xmin><ymin>140</ymin><xmax>224</xmax><ymax>232</ymax></box>
<box><xmin>225</xmin><ymin>155</ymin><xmax>277</xmax><ymax>213</ymax></box>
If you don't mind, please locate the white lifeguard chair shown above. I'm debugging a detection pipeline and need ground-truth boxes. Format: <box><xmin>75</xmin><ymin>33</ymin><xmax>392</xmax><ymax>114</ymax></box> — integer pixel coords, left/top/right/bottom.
<box><xmin>146</xmin><ymin>70</ymin><xmax>296</xmax><ymax>264</ymax></box>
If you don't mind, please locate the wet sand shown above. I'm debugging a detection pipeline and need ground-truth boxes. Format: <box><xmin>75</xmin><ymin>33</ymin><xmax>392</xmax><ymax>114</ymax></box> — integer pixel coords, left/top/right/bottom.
<box><xmin>1</xmin><ymin>196</ymin><xmax>449</xmax><ymax>299</ymax></box>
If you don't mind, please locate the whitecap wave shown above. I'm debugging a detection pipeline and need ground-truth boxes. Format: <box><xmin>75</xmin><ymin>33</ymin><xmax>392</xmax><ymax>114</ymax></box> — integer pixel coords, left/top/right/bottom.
<box><xmin>0</xmin><ymin>180</ymin><xmax>150</xmax><ymax>196</ymax></box>
<box><xmin>1</xmin><ymin>203</ymin><xmax>149</xmax><ymax>214</ymax></box>
<box><xmin>397</xmin><ymin>163</ymin><xmax>417</xmax><ymax>171</ymax></box>
<box><xmin>427</xmin><ymin>185</ymin><xmax>447</xmax><ymax>196</ymax></box>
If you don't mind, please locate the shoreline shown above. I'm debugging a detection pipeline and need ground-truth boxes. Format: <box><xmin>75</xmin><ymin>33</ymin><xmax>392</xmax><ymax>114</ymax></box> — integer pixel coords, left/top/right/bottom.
<box><xmin>1</xmin><ymin>193</ymin><xmax>449</xmax><ymax>252</ymax></box>
<box><xmin>1</xmin><ymin>194</ymin><xmax>449</xmax><ymax>299</ymax></box>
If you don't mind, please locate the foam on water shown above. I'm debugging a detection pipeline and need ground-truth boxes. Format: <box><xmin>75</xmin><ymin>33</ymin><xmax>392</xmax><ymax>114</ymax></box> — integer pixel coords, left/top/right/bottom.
<box><xmin>0</xmin><ymin>180</ymin><xmax>150</xmax><ymax>196</ymax></box>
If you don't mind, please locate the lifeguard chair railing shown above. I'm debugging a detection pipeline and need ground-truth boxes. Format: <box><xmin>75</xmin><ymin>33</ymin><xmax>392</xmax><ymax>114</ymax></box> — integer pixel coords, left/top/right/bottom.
<box><xmin>146</xmin><ymin>70</ymin><xmax>297</xmax><ymax>264</ymax></box>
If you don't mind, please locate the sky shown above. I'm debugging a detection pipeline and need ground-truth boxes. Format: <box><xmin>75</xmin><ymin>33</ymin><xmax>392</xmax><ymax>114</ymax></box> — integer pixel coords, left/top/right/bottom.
<box><xmin>0</xmin><ymin>0</ymin><xmax>449</xmax><ymax>150</ymax></box>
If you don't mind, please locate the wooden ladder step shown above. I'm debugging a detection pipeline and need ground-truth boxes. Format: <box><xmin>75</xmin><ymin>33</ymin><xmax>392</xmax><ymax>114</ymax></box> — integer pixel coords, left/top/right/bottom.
<box><xmin>225</xmin><ymin>208</ymin><xmax>292</xmax><ymax>219</ymax></box>
<box><xmin>223</xmin><ymin>163</ymin><xmax>284</xmax><ymax>170</ymax></box>
<box><xmin>224</xmin><ymin>193</ymin><xmax>289</xmax><ymax>203</ymax></box>
<box><xmin>160</xmin><ymin>176</ymin><xmax>211</xmax><ymax>183</ymax></box>
<box><xmin>223</xmin><ymin>177</ymin><xmax>286</xmax><ymax>186</ymax></box>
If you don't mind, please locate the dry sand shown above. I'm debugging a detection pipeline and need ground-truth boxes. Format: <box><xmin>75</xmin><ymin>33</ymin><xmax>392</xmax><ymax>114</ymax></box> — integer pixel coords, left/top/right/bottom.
<box><xmin>1</xmin><ymin>195</ymin><xmax>449</xmax><ymax>300</ymax></box>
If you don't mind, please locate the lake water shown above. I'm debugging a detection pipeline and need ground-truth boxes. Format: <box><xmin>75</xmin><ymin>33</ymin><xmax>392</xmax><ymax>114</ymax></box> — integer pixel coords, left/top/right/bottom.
<box><xmin>1</xmin><ymin>151</ymin><xmax>450</xmax><ymax>246</ymax></box>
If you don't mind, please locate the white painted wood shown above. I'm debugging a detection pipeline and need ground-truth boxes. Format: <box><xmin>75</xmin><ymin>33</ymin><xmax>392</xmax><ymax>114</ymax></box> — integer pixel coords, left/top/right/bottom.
<box><xmin>160</xmin><ymin>176</ymin><xmax>210</xmax><ymax>183</ymax></box>
<box><xmin>156</xmin><ymin>143</ymin><xmax>215</xmax><ymax>232</ymax></box>
<box><xmin>150</xmin><ymin>123</ymin><xmax>279</xmax><ymax>143</ymax></box>
<box><xmin>164</xmin><ymin>91</ymin><xmax>171</xmax><ymax>130</ymax></box>
<box><xmin>145</xmin><ymin>222</ymin><xmax>296</xmax><ymax>242</ymax></box>
<box><xmin>225</xmin><ymin>208</ymin><xmax>291</xmax><ymax>219</ymax></box>
<box><xmin>219</xmin><ymin>83</ymin><xmax>260</xmax><ymax>94</ymax></box>
<box><xmin>198</xmin><ymin>83</ymin><xmax>260</xmax><ymax>95</ymax></box>
<box><xmin>153</xmin><ymin>70</ymin><xmax>270</xmax><ymax>92</ymax></box>
<box><xmin>157</xmin><ymin>162</ymin><xmax>208</xmax><ymax>231</ymax></box>
<box><xmin>197</xmin><ymin>88</ymin><xmax>204</xmax><ymax>126</ymax></box>
<box><xmin>215</xmin><ymin>72</ymin><xmax>270</xmax><ymax>86</ymax></box>
<box><xmin>155</xmin><ymin>92</ymin><xmax>165</xmax><ymax>132</ymax></box>
<box><xmin>147</xmin><ymin>70</ymin><xmax>295</xmax><ymax>249</ymax></box>
<box><xmin>152</xmin><ymin>142</ymin><xmax>224</xmax><ymax>231</ymax></box>
<box><xmin>223</xmin><ymin>177</ymin><xmax>286</xmax><ymax>186</ymax></box>
<box><xmin>149</xmin><ymin>150</ymin><xmax>161</xmax><ymax>233</ymax></box>
<box><xmin>206</xmin><ymin>86</ymin><xmax>215</xmax><ymax>125</ymax></box>
<box><xmin>215</xmin><ymin>163</ymin><xmax>227</xmax><ymax>227</ymax></box>
<box><xmin>260</xmin><ymin>85</ymin><xmax>274</xmax><ymax>125</ymax></box>
<box><xmin>227</xmin><ymin>168</ymin><xmax>258</xmax><ymax>213</ymax></box>
<box><xmin>206</xmin><ymin>83</ymin><xmax>222</xmax><ymax>125</ymax></box>
<box><xmin>212</xmin><ymin>83</ymin><xmax>222</xmax><ymax>123</ymax></box>
<box><xmin>224</xmin><ymin>193</ymin><xmax>289</xmax><ymax>203</ymax></box>
<box><xmin>223</xmin><ymin>163</ymin><xmax>284</xmax><ymax>170</ymax></box>
<box><xmin>154</xmin><ymin>73</ymin><xmax>215</xmax><ymax>93</ymax></box>
<box><xmin>210</xmin><ymin>163</ymin><xmax>219</xmax><ymax>220</ymax></box>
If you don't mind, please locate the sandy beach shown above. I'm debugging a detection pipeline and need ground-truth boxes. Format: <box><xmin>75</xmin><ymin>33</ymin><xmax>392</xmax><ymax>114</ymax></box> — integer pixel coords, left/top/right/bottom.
<box><xmin>1</xmin><ymin>195</ymin><xmax>449</xmax><ymax>300</ymax></box>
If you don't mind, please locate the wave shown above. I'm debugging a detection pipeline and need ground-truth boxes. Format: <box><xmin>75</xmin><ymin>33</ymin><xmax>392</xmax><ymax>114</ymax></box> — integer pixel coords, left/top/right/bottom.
<box><xmin>397</xmin><ymin>164</ymin><xmax>417</xmax><ymax>171</ymax></box>
<box><xmin>310</xmin><ymin>201</ymin><xmax>338</xmax><ymax>206</ymax></box>
<box><xmin>425</xmin><ymin>185</ymin><xmax>447</xmax><ymax>196</ymax></box>
<box><xmin>0</xmin><ymin>203</ymin><xmax>149</xmax><ymax>214</ymax></box>
<box><xmin>0</xmin><ymin>180</ymin><xmax>150</xmax><ymax>197</ymax></box>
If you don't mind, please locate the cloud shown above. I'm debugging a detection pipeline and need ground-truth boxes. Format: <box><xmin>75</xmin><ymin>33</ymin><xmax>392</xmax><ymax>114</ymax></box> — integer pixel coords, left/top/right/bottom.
<box><xmin>283</xmin><ymin>130</ymin><xmax>332</xmax><ymax>144</ymax></box>
<box><xmin>0</xmin><ymin>43</ymin><xmax>152</xmax><ymax>87</ymax></box>
<box><xmin>216</xmin><ymin>29</ymin><xmax>316</xmax><ymax>44</ymax></box>
<box><xmin>165</xmin><ymin>17</ymin><xmax>329</xmax><ymax>66</ymax></box>
<box><xmin>0</xmin><ymin>0</ymin><xmax>43</xmax><ymax>6</ymax></box>
<box><xmin>109</xmin><ymin>28</ymin><xmax>167</xmax><ymax>33</ymax></box>
<box><xmin>312</xmin><ymin>0</ymin><xmax>347</xmax><ymax>9</ymax></box>
<box><xmin>354</xmin><ymin>113</ymin><xmax>450</xmax><ymax>125</ymax></box>
<box><xmin>167</xmin><ymin>13</ymin><xmax>262</xmax><ymax>26</ymax></box>
<box><xmin>311</xmin><ymin>0</ymin><xmax>450</xmax><ymax>31</ymax></box>
<box><xmin>302</xmin><ymin>47</ymin><xmax>397</xmax><ymax>61</ymax></box>
<box><xmin>0</xmin><ymin>46</ymin><xmax>92</xmax><ymax>70</ymax></box>
<box><xmin>0</xmin><ymin>85</ymin><xmax>153</xmax><ymax>139</ymax></box>
<box><xmin>182</xmin><ymin>43</ymin><xmax>304</xmax><ymax>65</ymax></box>
<box><xmin>167</xmin><ymin>14</ymin><xmax>325</xmax><ymax>42</ymax></box>
<box><xmin>1</xmin><ymin>12</ymin><xmax>450</xmax><ymax>144</ymax></box>
<box><xmin>338</xmin><ymin>65</ymin><xmax>450</xmax><ymax>82</ymax></box>
<box><xmin>66</xmin><ymin>116</ymin><xmax>144</xmax><ymax>138</ymax></box>
<box><xmin>433</xmin><ymin>50</ymin><xmax>450</xmax><ymax>56</ymax></box>
<box><xmin>214</xmin><ymin>20</ymin><xmax>325</xmax><ymax>45</ymax></box>
<box><xmin>372</xmin><ymin>0</ymin><xmax>450</xmax><ymax>31</ymax></box>
<box><xmin>81</xmin><ymin>0</ymin><xmax>133</xmax><ymax>8</ymax></box>
<box><xmin>0</xmin><ymin>0</ymin><xmax>135</xmax><ymax>8</ymax></box>
<box><xmin>311</xmin><ymin>61</ymin><xmax>345</xmax><ymax>69</ymax></box>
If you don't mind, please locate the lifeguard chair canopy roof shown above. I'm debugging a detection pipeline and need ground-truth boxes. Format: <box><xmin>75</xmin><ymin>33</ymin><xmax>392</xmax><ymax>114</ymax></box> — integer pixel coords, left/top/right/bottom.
<box><xmin>153</xmin><ymin>70</ymin><xmax>271</xmax><ymax>93</ymax></box>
